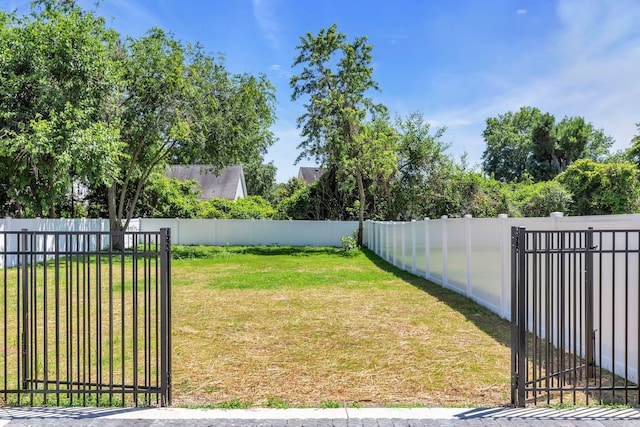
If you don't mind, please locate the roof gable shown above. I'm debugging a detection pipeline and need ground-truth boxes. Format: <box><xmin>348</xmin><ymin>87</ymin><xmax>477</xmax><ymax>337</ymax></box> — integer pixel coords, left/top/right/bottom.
<box><xmin>298</xmin><ymin>167</ymin><xmax>325</xmax><ymax>185</ymax></box>
<box><xmin>167</xmin><ymin>165</ymin><xmax>247</xmax><ymax>200</ymax></box>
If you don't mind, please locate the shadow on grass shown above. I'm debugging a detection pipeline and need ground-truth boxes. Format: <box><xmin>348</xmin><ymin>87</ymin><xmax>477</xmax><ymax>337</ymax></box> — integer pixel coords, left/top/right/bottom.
<box><xmin>361</xmin><ymin>248</ymin><xmax>511</xmax><ymax>348</ymax></box>
<box><xmin>236</xmin><ymin>246</ymin><xmax>343</xmax><ymax>256</ymax></box>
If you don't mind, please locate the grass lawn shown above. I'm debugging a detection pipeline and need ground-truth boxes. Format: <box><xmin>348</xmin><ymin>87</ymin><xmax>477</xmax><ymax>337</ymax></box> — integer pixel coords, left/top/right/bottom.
<box><xmin>170</xmin><ymin>246</ymin><xmax>512</xmax><ymax>408</ymax></box>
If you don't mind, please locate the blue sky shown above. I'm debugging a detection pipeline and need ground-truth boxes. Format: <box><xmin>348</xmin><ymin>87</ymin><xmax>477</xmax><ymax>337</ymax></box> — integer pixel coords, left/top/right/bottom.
<box><xmin>5</xmin><ymin>0</ymin><xmax>640</xmax><ymax>182</ymax></box>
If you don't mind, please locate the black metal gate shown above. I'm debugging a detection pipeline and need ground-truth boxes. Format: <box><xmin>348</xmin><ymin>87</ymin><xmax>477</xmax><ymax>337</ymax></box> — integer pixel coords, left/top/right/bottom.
<box><xmin>0</xmin><ymin>229</ymin><xmax>171</xmax><ymax>407</ymax></box>
<box><xmin>511</xmin><ymin>227</ymin><xmax>640</xmax><ymax>407</ymax></box>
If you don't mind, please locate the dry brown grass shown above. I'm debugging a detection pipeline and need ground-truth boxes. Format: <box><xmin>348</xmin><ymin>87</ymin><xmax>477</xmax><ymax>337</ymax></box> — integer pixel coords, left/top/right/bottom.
<box><xmin>170</xmin><ymin>247</ymin><xmax>512</xmax><ymax>408</ymax></box>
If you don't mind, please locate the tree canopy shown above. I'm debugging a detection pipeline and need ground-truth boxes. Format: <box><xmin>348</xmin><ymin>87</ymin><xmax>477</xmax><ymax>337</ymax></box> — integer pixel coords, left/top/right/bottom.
<box><xmin>0</xmin><ymin>1</ymin><xmax>123</xmax><ymax>217</ymax></box>
<box><xmin>107</xmin><ymin>27</ymin><xmax>276</xmax><ymax>232</ymax></box>
<box><xmin>291</xmin><ymin>24</ymin><xmax>391</xmax><ymax>245</ymax></box>
<box><xmin>481</xmin><ymin>106</ymin><xmax>613</xmax><ymax>182</ymax></box>
<box><xmin>0</xmin><ymin>0</ymin><xmax>277</xmax><ymax>230</ymax></box>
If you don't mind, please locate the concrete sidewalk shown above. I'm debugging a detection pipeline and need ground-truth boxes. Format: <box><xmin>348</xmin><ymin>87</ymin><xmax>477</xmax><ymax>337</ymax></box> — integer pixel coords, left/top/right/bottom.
<box><xmin>1</xmin><ymin>406</ymin><xmax>639</xmax><ymax>426</ymax></box>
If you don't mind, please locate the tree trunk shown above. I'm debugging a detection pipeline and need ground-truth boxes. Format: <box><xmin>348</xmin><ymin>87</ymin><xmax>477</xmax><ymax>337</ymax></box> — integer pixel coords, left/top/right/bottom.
<box><xmin>355</xmin><ymin>168</ymin><xmax>365</xmax><ymax>247</ymax></box>
<box><xmin>108</xmin><ymin>183</ymin><xmax>125</xmax><ymax>249</ymax></box>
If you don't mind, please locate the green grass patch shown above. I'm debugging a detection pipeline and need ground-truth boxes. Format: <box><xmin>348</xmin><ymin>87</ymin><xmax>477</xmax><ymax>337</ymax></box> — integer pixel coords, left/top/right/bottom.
<box><xmin>170</xmin><ymin>246</ymin><xmax>513</xmax><ymax>408</ymax></box>
<box><xmin>0</xmin><ymin>244</ymin><xmax>514</xmax><ymax>408</ymax></box>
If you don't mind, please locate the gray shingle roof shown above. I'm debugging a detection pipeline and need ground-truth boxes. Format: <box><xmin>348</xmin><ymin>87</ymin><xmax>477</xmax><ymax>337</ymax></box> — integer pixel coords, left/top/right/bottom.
<box><xmin>297</xmin><ymin>167</ymin><xmax>325</xmax><ymax>185</ymax></box>
<box><xmin>166</xmin><ymin>165</ymin><xmax>247</xmax><ymax>200</ymax></box>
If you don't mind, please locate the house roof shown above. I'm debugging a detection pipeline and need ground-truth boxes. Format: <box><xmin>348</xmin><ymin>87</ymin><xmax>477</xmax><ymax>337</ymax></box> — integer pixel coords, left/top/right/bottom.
<box><xmin>298</xmin><ymin>167</ymin><xmax>326</xmax><ymax>185</ymax></box>
<box><xmin>167</xmin><ymin>165</ymin><xmax>247</xmax><ymax>200</ymax></box>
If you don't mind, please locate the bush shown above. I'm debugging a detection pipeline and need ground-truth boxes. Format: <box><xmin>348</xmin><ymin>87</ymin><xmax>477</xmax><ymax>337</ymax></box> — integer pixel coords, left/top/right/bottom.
<box><xmin>340</xmin><ymin>229</ymin><xmax>359</xmax><ymax>253</ymax></box>
<box><xmin>556</xmin><ymin>159</ymin><xmax>640</xmax><ymax>215</ymax></box>
<box><xmin>509</xmin><ymin>180</ymin><xmax>572</xmax><ymax>217</ymax></box>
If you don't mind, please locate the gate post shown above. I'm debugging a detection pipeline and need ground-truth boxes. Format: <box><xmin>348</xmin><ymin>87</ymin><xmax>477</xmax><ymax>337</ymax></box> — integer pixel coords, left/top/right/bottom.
<box><xmin>20</xmin><ymin>229</ymin><xmax>29</xmax><ymax>391</ymax></box>
<box><xmin>160</xmin><ymin>228</ymin><xmax>172</xmax><ymax>406</ymax></box>
<box><xmin>585</xmin><ymin>227</ymin><xmax>595</xmax><ymax>379</ymax></box>
<box><xmin>511</xmin><ymin>226</ymin><xmax>527</xmax><ymax>407</ymax></box>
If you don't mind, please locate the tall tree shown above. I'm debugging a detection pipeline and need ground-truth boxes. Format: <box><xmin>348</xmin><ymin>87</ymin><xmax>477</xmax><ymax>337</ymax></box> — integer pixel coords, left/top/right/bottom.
<box><xmin>482</xmin><ymin>107</ymin><xmax>613</xmax><ymax>182</ymax></box>
<box><xmin>243</xmin><ymin>160</ymin><xmax>277</xmax><ymax>198</ymax></box>
<box><xmin>0</xmin><ymin>0</ymin><xmax>123</xmax><ymax>217</ymax></box>
<box><xmin>528</xmin><ymin>115</ymin><xmax>611</xmax><ymax>181</ymax></box>
<box><xmin>383</xmin><ymin>112</ymin><xmax>450</xmax><ymax>220</ymax></box>
<box><xmin>291</xmin><ymin>24</ymin><xmax>388</xmax><ymax>245</ymax></box>
<box><xmin>106</xmin><ymin>28</ymin><xmax>276</xmax><ymax>233</ymax></box>
<box><xmin>481</xmin><ymin>107</ymin><xmax>542</xmax><ymax>182</ymax></box>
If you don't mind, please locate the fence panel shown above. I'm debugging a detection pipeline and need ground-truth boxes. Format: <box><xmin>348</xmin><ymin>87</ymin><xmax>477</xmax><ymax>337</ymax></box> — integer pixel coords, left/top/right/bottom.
<box><xmin>137</xmin><ymin>219</ymin><xmax>358</xmax><ymax>247</ymax></box>
<box><xmin>511</xmin><ymin>227</ymin><xmax>639</xmax><ymax>407</ymax></box>
<box><xmin>468</xmin><ymin>218</ymin><xmax>504</xmax><ymax>314</ymax></box>
<box><xmin>446</xmin><ymin>218</ymin><xmax>468</xmax><ymax>295</ymax></box>
<box><xmin>0</xmin><ymin>229</ymin><xmax>171</xmax><ymax>407</ymax></box>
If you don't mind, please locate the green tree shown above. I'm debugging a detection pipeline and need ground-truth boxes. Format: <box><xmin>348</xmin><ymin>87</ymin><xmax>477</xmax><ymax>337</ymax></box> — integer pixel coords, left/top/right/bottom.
<box><xmin>528</xmin><ymin>115</ymin><xmax>611</xmax><ymax>181</ymax></box>
<box><xmin>626</xmin><ymin>123</ymin><xmax>640</xmax><ymax>166</ymax></box>
<box><xmin>227</xmin><ymin>196</ymin><xmax>276</xmax><ymax>219</ymax></box>
<box><xmin>198</xmin><ymin>196</ymin><xmax>275</xmax><ymax>219</ymax></box>
<box><xmin>509</xmin><ymin>180</ymin><xmax>572</xmax><ymax>217</ymax></box>
<box><xmin>291</xmin><ymin>24</ymin><xmax>390</xmax><ymax>245</ymax></box>
<box><xmin>0</xmin><ymin>1</ymin><xmax>123</xmax><ymax>217</ymax></box>
<box><xmin>438</xmin><ymin>170</ymin><xmax>511</xmax><ymax>218</ymax></box>
<box><xmin>107</xmin><ymin>27</ymin><xmax>276</xmax><ymax>234</ymax></box>
<box><xmin>134</xmin><ymin>173</ymin><xmax>201</xmax><ymax>218</ymax></box>
<box><xmin>481</xmin><ymin>106</ymin><xmax>542</xmax><ymax>182</ymax></box>
<box><xmin>482</xmin><ymin>107</ymin><xmax>613</xmax><ymax>182</ymax></box>
<box><xmin>556</xmin><ymin>159</ymin><xmax>640</xmax><ymax>215</ymax></box>
<box><xmin>243</xmin><ymin>160</ymin><xmax>277</xmax><ymax>198</ymax></box>
<box><xmin>275</xmin><ymin>169</ymin><xmax>357</xmax><ymax>220</ymax></box>
<box><xmin>271</xmin><ymin>177</ymin><xmax>306</xmax><ymax>206</ymax></box>
<box><xmin>383</xmin><ymin>112</ymin><xmax>450</xmax><ymax>220</ymax></box>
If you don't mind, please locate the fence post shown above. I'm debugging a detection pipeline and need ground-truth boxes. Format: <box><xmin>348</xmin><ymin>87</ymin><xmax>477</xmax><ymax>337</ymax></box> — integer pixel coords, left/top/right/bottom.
<box><xmin>585</xmin><ymin>227</ymin><xmax>595</xmax><ymax>378</ymax></box>
<box><xmin>401</xmin><ymin>222</ymin><xmax>406</xmax><ymax>270</ymax></box>
<box><xmin>551</xmin><ymin>211</ymin><xmax>563</xmax><ymax>229</ymax></box>
<box><xmin>392</xmin><ymin>222</ymin><xmax>397</xmax><ymax>266</ymax></box>
<box><xmin>510</xmin><ymin>226</ymin><xmax>527</xmax><ymax>407</ymax></box>
<box><xmin>424</xmin><ymin>218</ymin><xmax>430</xmax><ymax>280</ymax></box>
<box><xmin>160</xmin><ymin>228</ymin><xmax>172</xmax><ymax>406</ymax></box>
<box><xmin>464</xmin><ymin>215</ymin><xmax>472</xmax><ymax>298</ymax></box>
<box><xmin>0</xmin><ymin>218</ymin><xmax>5</xmax><ymax>269</ymax></box>
<box><xmin>20</xmin><ymin>229</ymin><xmax>29</xmax><ymax>391</ymax></box>
<box><xmin>442</xmin><ymin>216</ymin><xmax>448</xmax><ymax>289</ymax></box>
<box><xmin>411</xmin><ymin>220</ymin><xmax>417</xmax><ymax>274</ymax></box>
<box><xmin>499</xmin><ymin>214</ymin><xmax>510</xmax><ymax>319</ymax></box>
<box><xmin>385</xmin><ymin>222</ymin><xmax>390</xmax><ymax>262</ymax></box>
<box><xmin>366</xmin><ymin>220</ymin><xmax>371</xmax><ymax>249</ymax></box>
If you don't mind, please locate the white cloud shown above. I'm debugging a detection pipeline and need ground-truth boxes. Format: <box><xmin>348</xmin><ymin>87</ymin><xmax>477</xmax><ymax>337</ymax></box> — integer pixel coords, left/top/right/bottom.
<box><xmin>424</xmin><ymin>0</ymin><xmax>640</xmax><ymax>165</ymax></box>
<box><xmin>269</xmin><ymin>63</ymin><xmax>292</xmax><ymax>81</ymax></box>
<box><xmin>253</xmin><ymin>0</ymin><xmax>281</xmax><ymax>49</ymax></box>
<box><xmin>516</xmin><ymin>9</ymin><xmax>527</xmax><ymax>14</ymax></box>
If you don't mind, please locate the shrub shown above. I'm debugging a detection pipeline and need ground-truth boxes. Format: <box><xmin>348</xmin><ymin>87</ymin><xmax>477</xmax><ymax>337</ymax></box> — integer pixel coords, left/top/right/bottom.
<box><xmin>556</xmin><ymin>159</ymin><xmax>640</xmax><ymax>215</ymax></box>
<box><xmin>340</xmin><ymin>229</ymin><xmax>359</xmax><ymax>253</ymax></box>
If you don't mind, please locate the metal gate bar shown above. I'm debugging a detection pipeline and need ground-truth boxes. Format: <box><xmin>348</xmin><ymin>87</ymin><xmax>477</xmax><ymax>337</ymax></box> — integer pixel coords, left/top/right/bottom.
<box><xmin>0</xmin><ymin>229</ymin><xmax>171</xmax><ymax>407</ymax></box>
<box><xmin>512</xmin><ymin>227</ymin><xmax>640</xmax><ymax>407</ymax></box>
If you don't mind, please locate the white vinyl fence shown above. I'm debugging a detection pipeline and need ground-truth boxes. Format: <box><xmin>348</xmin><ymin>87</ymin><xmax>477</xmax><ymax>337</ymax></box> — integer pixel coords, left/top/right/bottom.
<box><xmin>138</xmin><ymin>218</ymin><xmax>359</xmax><ymax>246</ymax></box>
<box><xmin>0</xmin><ymin>218</ymin><xmax>359</xmax><ymax>268</ymax></box>
<box><xmin>365</xmin><ymin>213</ymin><xmax>640</xmax><ymax>320</ymax></box>
<box><xmin>0</xmin><ymin>218</ymin><xmax>111</xmax><ymax>268</ymax></box>
<box><xmin>366</xmin><ymin>213</ymin><xmax>640</xmax><ymax>385</ymax></box>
